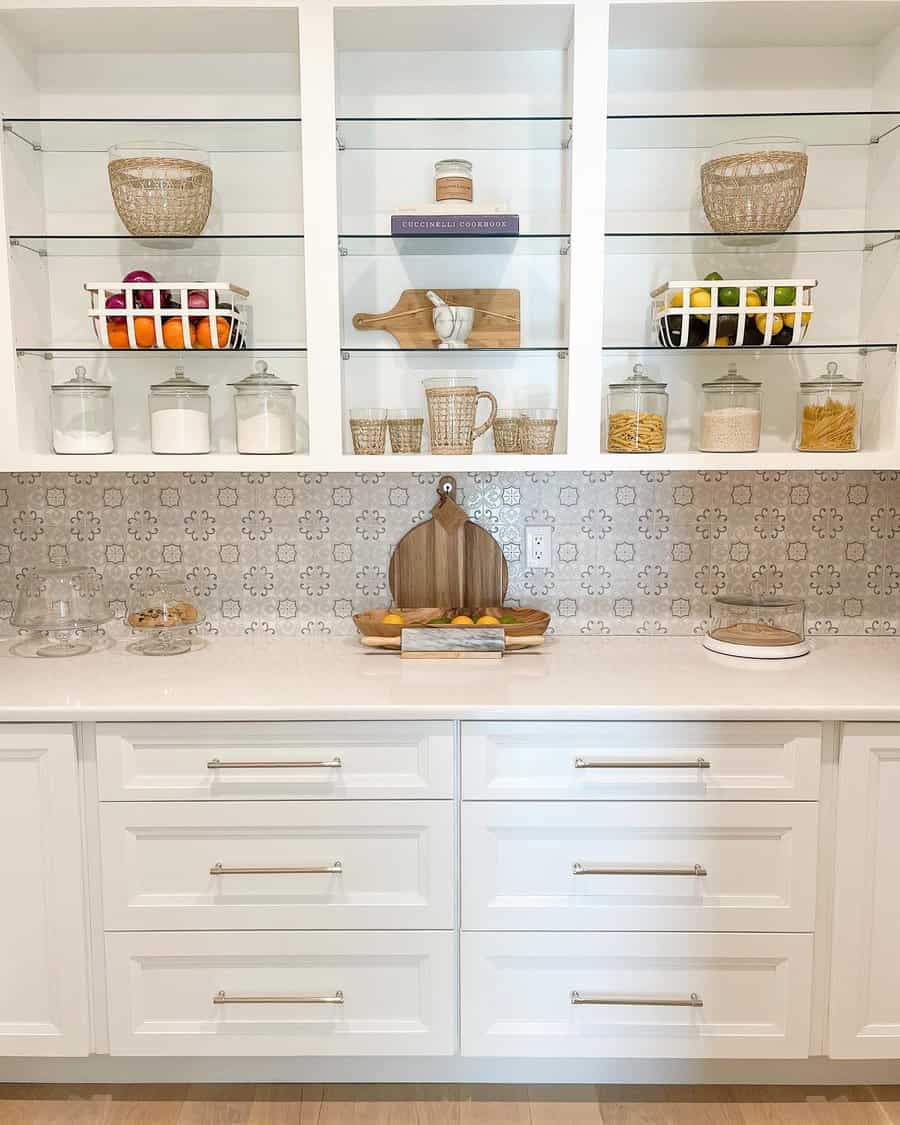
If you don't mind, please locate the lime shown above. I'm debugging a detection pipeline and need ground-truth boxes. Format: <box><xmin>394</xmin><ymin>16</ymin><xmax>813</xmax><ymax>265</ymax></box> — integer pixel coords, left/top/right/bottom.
<box><xmin>774</xmin><ymin>285</ymin><xmax>796</xmax><ymax>306</ymax></box>
<box><xmin>718</xmin><ymin>286</ymin><xmax>740</xmax><ymax>306</ymax></box>
<box><xmin>428</xmin><ymin>616</ymin><xmax>451</xmax><ymax>625</ymax></box>
<box><xmin>499</xmin><ymin>615</ymin><xmax>517</xmax><ymax>625</ymax></box>
<box><xmin>704</xmin><ymin>271</ymin><xmax>724</xmax><ymax>281</ymax></box>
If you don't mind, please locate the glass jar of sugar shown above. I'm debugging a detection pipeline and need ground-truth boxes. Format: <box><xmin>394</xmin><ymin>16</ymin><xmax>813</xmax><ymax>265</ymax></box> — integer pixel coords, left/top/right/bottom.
<box><xmin>229</xmin><ymin>360</ymin><xmax>297</xmax><ymax>454</ymax></box>
<box><xmin>51</xmin><ymin>365</ymin><xmax>115</xmax><ymax>454</ymax></box>
<box><xmin>149</xmin><ymin>367</ymin><xmax>211</xmax><ymax>454</ymax></box>
<box><xmin>699</xmin><ymin>362</ymin><xmax>762</xmax><ymax>452</ymax></box>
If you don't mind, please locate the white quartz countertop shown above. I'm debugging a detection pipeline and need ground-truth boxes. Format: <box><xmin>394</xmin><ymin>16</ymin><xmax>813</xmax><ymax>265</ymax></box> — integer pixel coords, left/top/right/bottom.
<box><xmin>0</xmin><ymin>635</ymin><xmax>894</xmax><ymax>722</ymax></box>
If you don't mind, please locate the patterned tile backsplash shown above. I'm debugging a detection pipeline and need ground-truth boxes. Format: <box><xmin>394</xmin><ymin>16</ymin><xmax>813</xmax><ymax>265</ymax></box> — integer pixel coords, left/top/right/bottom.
<box><xmin>1</xmin><ymin>469</ymin><xmax>900</xmax><ymax>639</ymax></box>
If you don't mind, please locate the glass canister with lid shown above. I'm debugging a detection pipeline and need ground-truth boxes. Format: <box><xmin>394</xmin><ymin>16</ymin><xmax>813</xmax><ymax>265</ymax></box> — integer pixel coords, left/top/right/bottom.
<box><xmin>704</xmin><ymin>591</ymin><xmax>810</xmax><ymax>659</ymax></box>
<box><xmin>606</xmin><ymin>364</ymin><xmax>668</xmax><ymax>453</ymax></box>
<box><xmin>51</xmin><ymin>365</ymin><xmax>115</xmax><ymax>454</ymax></box>
<box><xmin>229</xmin><ymin>359</ymin><xmax>297</xmax><ymax>454</ymax></box>
<box><xmin>149</xmin><ymin>366</ymin><xmax>211</xmax><ymax>454</ymax></box>
<box><xmin>796</xmin><ymin>360</ymin><xmax>863</xmax><ymax>452</ymax></box>
<box><xmin>698</xmin><ymin>361</ymin><xmax>762</xmax><ymax>452</ymax></box>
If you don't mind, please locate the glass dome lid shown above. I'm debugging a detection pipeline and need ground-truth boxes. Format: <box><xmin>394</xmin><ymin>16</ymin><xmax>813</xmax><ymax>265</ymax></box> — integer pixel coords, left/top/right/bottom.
<box><xmin>150</xmin><ymin>365</ymin><xmax>209</xmax><ymax>393</ymax></box>
<box><xmin>228</xmin><ymin>359</ymin><xmax>297</xmax><ymax>389</ymax></box>
<box><xmin>800</xmin><ymin>360</ymin><xmax>862</xmax><ymax>391</ymax></box>
<box><xmin>52</xmin><ymin>363</ymin><xmax>110</xmax><ymax>391</ymax></box>
<box><xmin>713</xmin><ymin>593</ymin><xmax>804</xmax><ymax>609</ymax></box>
<box><xmin>702</xmin><ymin>361</ymin><xmax>761</xmax><ymax>391</ymax></box>
<box><xmin>609</xmin><ymin>362</ymin><xmax>667</xmax><ymax>391</ymax></box>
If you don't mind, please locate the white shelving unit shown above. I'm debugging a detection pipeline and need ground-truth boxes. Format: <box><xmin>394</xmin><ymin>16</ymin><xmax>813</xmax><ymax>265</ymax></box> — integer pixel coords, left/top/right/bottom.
<box><xmin>0</xmin><ymin>0</ymin><xmax>898</xmax><ymax>470</ymax></box>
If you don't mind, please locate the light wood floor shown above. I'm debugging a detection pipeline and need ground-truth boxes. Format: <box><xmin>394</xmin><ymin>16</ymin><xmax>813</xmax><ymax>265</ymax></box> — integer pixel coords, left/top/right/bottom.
<box><xmin>1</xmin><ymin>1085</ymin><xmax>900</xmax><ymax>1125</ymax></box>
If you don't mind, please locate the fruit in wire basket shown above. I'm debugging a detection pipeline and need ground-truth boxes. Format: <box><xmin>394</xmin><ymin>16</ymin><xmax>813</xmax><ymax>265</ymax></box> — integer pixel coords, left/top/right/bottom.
<box><xmin>162</xmin><ymin>318</ymin><xmax>197</xmax><ymax>349</ymax></box>
<box><xmin>133</xmin><ymin>316</ymin><xmax>157</xmax><ymax>348</ymax></box>
<box><xmin>195</xmin><ymin>316</ymin><xmax>230</xmax><ymax>349</ymax></box>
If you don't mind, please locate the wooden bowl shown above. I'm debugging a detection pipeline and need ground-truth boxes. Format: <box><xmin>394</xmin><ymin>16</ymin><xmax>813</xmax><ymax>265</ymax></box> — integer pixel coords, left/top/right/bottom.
<box><xmin>353</xmin><ymin>606</ymin><xmax>550</xmax><ymax>639</ymax></box>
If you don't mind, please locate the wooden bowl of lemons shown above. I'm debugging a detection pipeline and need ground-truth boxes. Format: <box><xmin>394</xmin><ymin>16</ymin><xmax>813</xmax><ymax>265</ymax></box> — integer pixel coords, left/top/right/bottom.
<box><xmin>353</xmin><ymin>607</ymin><xmax>550</xmax><ymax>640</ymax></box>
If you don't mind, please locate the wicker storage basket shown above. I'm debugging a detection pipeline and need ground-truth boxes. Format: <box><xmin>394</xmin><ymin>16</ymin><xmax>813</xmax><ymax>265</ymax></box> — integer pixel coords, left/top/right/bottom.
<box><xmin>108</xmin><ymin>144</ymin><xmax>213</xmax><ymax>238</ymax></box>
<box><xmin>701</xmin><ymin>139</ymin><xmax>808</xmax><ymax>234</ymax></box>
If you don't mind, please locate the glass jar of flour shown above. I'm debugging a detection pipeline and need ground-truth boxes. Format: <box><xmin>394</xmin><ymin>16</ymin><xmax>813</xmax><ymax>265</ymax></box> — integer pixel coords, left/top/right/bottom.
<box><xmin>149</xmin><ymin>367</ymin><xmax>211</xmax><ymax>454</ymax></box>
<box><xmin>229</xmin><ymin>359</ymin><xmax>297</xmax><ymax>454</ymax></box>
<box><xmin>51</xmin><ymin>365</ymin><xmax>115</xmax><ymax>454</ymax></box>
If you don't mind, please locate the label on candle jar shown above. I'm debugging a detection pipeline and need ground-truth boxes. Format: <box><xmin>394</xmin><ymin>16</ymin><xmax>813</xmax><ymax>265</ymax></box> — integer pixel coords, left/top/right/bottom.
<box><xmin>435</xmin><ymin>175</ymin><xmax>473</xmax><ymax>202</ymax></box>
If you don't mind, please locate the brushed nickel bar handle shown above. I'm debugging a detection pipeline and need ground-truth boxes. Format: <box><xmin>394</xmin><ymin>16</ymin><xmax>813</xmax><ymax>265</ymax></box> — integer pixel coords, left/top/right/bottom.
<box><xmin>207</xmin><ymin>757</ymin><xmax>343</xmax><ymax>769</ymax></box>
<box><xmin>572</xmin><ymin>862</ymin><xmax>707</xmax><ymax>877</ymax></box>
<box><xmin>571</xmin><ymin>991</ymin><xmax>702</xmax><ymax>1007</ymax></box>
<box><xmin>214</xmin><ymin>990</ymin><xmax>344</xmax><ymax>1005</ymax></box>
<box><xmin>210</xmin><ymin>861</ymin><xmax>343</xmax><ymax>875</ymax></box>
<box><xmin>574</xmin><ymin>756</ymin><xmax>710</xmax><ymax>770</ymax></box>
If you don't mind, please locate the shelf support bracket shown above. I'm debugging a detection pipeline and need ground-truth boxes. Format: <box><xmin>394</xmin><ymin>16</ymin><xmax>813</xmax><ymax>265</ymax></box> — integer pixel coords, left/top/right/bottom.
<box><xmin>864</xmin><ymin>233</ymin><xmax>900</xmax><ymax>253</ymax></box>
<box><xmin>336</xmin><ymin>130</ymin><xmax>346</xmax><ymax>152</ymax></box>
<box><xmin>9</xmin><ymin>239</ymin><xmax>46</xmax><ymax>259</ymax></box>
<box><xmin>2</xmin><ymin>123</ymin><xmax>41</xmax><ymax>152</ymax></box>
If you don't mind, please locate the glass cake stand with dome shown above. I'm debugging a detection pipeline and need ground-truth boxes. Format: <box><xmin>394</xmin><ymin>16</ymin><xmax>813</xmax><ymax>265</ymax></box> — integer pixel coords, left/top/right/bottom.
<box><xmin>704</xmin><ymin>592</ymin><xmax>810</xmax><ymax>659</ymax></box>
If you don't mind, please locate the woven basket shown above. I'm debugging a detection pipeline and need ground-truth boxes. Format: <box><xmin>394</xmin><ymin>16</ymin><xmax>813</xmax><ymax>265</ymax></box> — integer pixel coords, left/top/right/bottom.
<box><xmin>108</xmin><ymin>154</ymin><xmax>213</xmax><ymax>238</ymax></box>
<box><xmin>701</xmin><ymin>146</ymin><xmax>808</xmax><ymax>234</ymax></box>
<box><xmin>350</xmin><ymin>418</ymin><xmax>387</xmax><ymax>455</ymax></box>
<box><xmin>388</xmin><ymin>417</ymin><xmax>424</xmax><ymax>454</ymax></box>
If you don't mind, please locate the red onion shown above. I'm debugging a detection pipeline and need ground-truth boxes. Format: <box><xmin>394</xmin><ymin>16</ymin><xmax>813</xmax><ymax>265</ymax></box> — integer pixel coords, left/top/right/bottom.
<box><xmin>187</xmin><ymin>289</ymin><xmax>215</xmax><ymax>310</ymax></box>
<box><xmin>105</xmin><ymin>292</ymin><xmax>126</xmax><ymax>325</ymax></box>
<box><xmin>122</xmin><ymin>269</ymin><xmax>157</xmax><ymax>309</ymax></box>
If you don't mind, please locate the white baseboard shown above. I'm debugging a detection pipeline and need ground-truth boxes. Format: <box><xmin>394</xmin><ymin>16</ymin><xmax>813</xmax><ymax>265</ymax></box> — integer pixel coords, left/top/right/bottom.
<box><xmin>3</xmin><ymin>1056</ymin><xmax>900</xmax><ymax>1085</ymax></box>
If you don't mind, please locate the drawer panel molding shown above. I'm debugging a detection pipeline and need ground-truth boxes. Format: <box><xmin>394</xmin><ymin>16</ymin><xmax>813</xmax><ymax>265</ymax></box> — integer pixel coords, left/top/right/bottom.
<box><xmin>106</xmin><ymin>930</ymin><xmax>455</xmax><ymax>1056</ymax></box>
<box><xmin>101</xmin><ymin>800</ymin><xmax>454</xmax><ymax>931</ymax></box>
<box><xmin>98</xmin><ymin>721</ymin><xmax>454</xmax><ymax>801</ymax></box>
<box><xmin>462</xmin><ymin>721</ymin><xmax>821</xmax><ymax>801</ymax></box>
<box><xmin>461</xmin><ymin>931</ymin><xmax>813</xmax><ymax>1059</ymax></box>
<box><xmin>463</xmin><ymin>801</ymin><xmax>818</xmax><ymax>932</ymax></box>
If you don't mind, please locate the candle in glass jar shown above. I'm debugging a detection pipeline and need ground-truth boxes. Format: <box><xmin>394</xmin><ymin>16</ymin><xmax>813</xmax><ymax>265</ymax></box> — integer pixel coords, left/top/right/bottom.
<box><xmin>434</xmin><ymin>158</ymin><xmax>473</xmax><ymax>202</ymax></box>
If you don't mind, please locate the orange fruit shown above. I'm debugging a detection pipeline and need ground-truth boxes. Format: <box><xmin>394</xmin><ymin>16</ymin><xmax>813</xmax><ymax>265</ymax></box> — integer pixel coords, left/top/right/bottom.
<box><xmin>133</xmin><ymin>316</ymin><xmax>157</xmax><ymax>349</ymax></box>
<box><xmin>106</xmin><ymin>321</ymin><xmax>130</xmax><ymax>349</ymax></box>
<box><xmin>162</xmin><ymin>317</ymin><xmax>196</xmax><ymax>350</ymax></box>
<box><xmin>195</xmin><ymin>316</ymin><xmax>230</xmax><ymax>349</ymax></box>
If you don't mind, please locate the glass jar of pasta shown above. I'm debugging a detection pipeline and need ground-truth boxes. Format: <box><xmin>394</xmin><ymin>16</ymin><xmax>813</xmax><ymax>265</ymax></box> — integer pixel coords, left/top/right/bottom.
<box><xmin>796</xmin><ymin>361</ymin><xmax>862</xmax><ymax>453</ymax></box>
<box><xmin>606</xmin><ymin>364</ymin><xmax>668</xmax><ymax>453</ymax></box>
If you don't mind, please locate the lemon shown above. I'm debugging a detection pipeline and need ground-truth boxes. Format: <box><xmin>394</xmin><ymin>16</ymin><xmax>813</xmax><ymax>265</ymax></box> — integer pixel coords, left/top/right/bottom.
<box><xmin>667</xmin><ymin>290</ymin><xmax>684</xmax><ymax>309</ymax></box>
<box><xmin>382</xmin><ymin>612</ymin><xmax>404</xmax><ymax>625</ymax></box>
<box><xmin>745</xmin><ymin>290</ymin><xmax>762</xmax><ymax>308</ymax></box>
<box><xmin>690</xmin><ymin>288</ymin><xmax>712</xmax><ymax>323</ymax></box>
<box><xmin>476</xmin><ymin>615</ymin><xmax>501</xmax><ymax>626</ymax></box>
<box><xmin>755</xmin><ymin>313</ymin><xmax>784</xmax><ymax>336</ymax></box>
<box><xmin>451</xmin><ymin>615</ymin><xmax>474</xmax><ymax>626</ymax></box>
<box><xmin>783</xmin><ymin>311</ymin><xmax>811</xmax><ymax>329</ymax></box>
<box><xmin>713</xmin><ymin>335</ymin><xmax>733</xmax><ymax>347</ymax></box>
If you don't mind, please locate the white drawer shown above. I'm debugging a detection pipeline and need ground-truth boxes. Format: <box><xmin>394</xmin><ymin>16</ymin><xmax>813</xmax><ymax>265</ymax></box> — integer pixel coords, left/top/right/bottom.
<box><xmin>462</xmin><ymin>721</ymin><xmax>820</xmax><ymax>800</ymax></box>
<box><xmin>97</xmin><ymin>721</ymin><xmax>454</xmax><ymax>801</ymax></box>
<box><xmin>462</xmin><ymin>801</ymin><xmax>817</xmax><ymax>932</ymax></box>
<box><xmin>106</xmin><ymin>930</ymin><xmax>455</xmax><ymax>1056</ymax></box>
<box><xmin>461</xmin><ymin>931</ymin><xmax>813</xmax><ymax>1059</ymax></box>
<box><xmin>101</xmin><ymin>800</ymin><xmax>453</xmax><ymax>931</ymax></box>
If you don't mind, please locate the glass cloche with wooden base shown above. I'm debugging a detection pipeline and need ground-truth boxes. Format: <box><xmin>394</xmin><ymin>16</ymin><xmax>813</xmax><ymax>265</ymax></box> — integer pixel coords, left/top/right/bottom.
<box><xmin>703</xmin><ymin>592</ymin><xmax>810</xmax><ymax>659</ymax></box>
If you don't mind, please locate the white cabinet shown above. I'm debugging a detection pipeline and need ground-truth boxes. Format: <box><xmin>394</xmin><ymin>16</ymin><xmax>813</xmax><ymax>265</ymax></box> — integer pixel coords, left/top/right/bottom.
<box><xmin>462</xmin><ymin>931</ymin><xmax>814</xmax><ymax>1059</ymax></box>
<box><xmin>462</xmin><ymin>722</ymin><xmax>821</xmax><ymax>801</ymax></box>
<box><xmin>106</xmin><ymin>930</ymin><xmax>456</xmax><ymax>1057</ymax></box>
<box><xmin>97</xmin><ymin>721</ymin><xmax>455</xmax><ymax>801</ymax></box>
<box><xmin>463</xmin><ymin>800</ymin><xmax>818</xmax><ymax>933</ymax></box>
<box><xmin>830</xmin><ymin>724</ymin><xmax>900</xmax><ymax>1057</ymax></box>
<box><xmin>0</xmin><ymin>725</ymin><xmax>89</xmax><ymax>1056</ymax></box>
<box><xmin>100</xmin><ymin>799</ymin><xmax>454</xmax><ymax>931</ymax></box>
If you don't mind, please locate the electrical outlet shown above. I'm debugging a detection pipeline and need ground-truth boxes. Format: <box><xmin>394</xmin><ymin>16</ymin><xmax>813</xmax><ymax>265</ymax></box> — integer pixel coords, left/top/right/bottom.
<box><xmin>525</xmin><ymin>525</ymin><xmax>552</xmax><ymax>569</ymax></box>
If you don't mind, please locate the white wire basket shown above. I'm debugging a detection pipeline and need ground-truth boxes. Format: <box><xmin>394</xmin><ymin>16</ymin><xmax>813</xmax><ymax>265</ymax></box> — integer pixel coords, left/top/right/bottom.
<box><xmin>85</xmin><ymin>282</ymin><xmax>250</xmax><ymax>350</ymax></box>
<box><xmin>650</xmin><ymin>278</ymin><xmax>817</xmax><ymax>348</ymax></box>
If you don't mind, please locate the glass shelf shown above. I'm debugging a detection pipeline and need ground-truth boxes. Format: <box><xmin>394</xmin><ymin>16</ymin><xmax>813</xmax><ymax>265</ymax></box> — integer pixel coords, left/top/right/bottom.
<box><xmin>339</xmin><ymin>234</ymin><xmax>569</xmax><ymax>256</ymax></box>
<box><xmin>17</xmin><ymin>346</ymin><xmax>307</xmax><ymax>358</ymax></box>
<box><xmin>342</xmin><ymin>346</ymin><xmax>567</xmax><ymax>355</ymax></box>
<box><xmin>604</xmin><ymin>231</ymin><xmax>900</xmax><ymax>254</ymax></box>
<box><xmin>602</xmin><ymin>344</ymin><xmax>897</xmax><ymax>354</ymax></box>
<box><xmin>606</xmin><ymin>111</ymin><xmax>900</xmax><ymax>150</ymax></box>
<box><xmin>10</xmin><ymin>235</ymin><xmax>304</xmax><ymax>258</ymax></box>
<box><xmin>2</xmin><ymin>118</ymin><xmax>301</xmax><ymax>154</ymax></box>
<box><xmin>336</xmin><ymin>117</ymin><xmax>572</xmax><ymax>151</ymax></box>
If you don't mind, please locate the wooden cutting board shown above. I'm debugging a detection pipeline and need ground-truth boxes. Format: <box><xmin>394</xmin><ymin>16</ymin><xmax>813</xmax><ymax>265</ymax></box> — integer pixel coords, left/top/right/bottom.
<box><xmin>388</xmin><ymin>476</ymin><xmax>508</xmax><ymax>608</ymax></box>
<box><xmin>352</xmin><ymin>288</ymin><xmax>520</xmax><ymax>349</ymax></box>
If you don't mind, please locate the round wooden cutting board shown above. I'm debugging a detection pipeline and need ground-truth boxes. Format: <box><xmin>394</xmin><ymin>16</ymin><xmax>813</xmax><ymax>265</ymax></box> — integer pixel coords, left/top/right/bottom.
<box><xmin>388</xmin><ymin>476</ymin><xmax>508</xmax><ymax>609</ymax></box>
